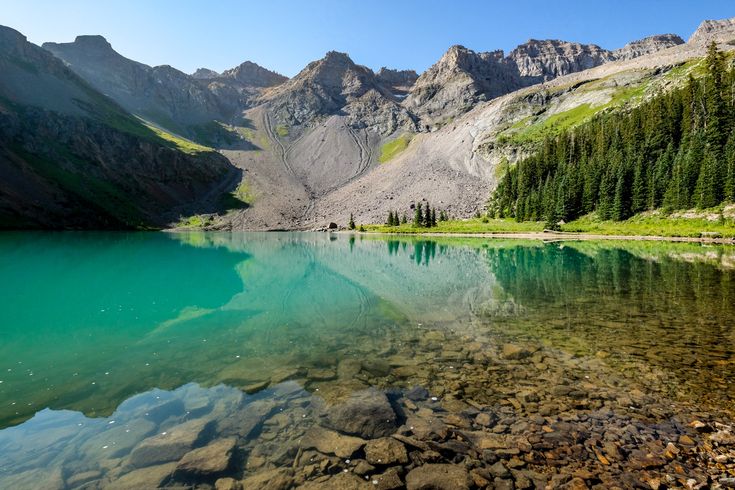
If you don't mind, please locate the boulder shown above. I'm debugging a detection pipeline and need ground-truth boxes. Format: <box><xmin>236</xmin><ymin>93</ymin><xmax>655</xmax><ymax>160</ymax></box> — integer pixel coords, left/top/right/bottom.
<box><xmin>300</xmin><ymin>426</ymin><xmax>366</xmax><ymax>458</ymax></box>
<box><xmin>322</xmin><ymin>388</ymin><xmax>398</xmax><ymax>439</ymax></box>
<box><xmin>174</xmin><ymin>438</ymin><xmax>236</xmax><ymax>478</ymax></box>
<box><xmin>406</xmin><ymin>464</ymin><xmax>471</xmax><ymax>490</ymax></box>
<box><xmin>128</xmin><ymin>418</ymin><xmax>210</xmax><ymax>468</ymax></box>
<box><xmin>240</xmin><ymin>468</ymin><xmax>294</xmax><ymax>490</ymax></box>
<box><xmin>365</xmin><ymin>437</ymin><xmax>408</xmax><ymax>465</ymax></box>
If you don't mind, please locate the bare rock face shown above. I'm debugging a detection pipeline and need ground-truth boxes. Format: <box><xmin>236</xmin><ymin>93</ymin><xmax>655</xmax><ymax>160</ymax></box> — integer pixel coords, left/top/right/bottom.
<box><xmin>689</xmin><ymin>17</ymin><xmax>735</xmax><ymax>45</ymax></box>
<box><xmin>508</xmin><ymin>39</ymin><xmax>614</xmax><ymax>84</ymax></box>
<box><xmin>613</xmin><ymin>34</ymin><xmax>684</xmax><ymax>60</ymax></box>
<box><xmin>192</xmin><ymin>67</ymin><xmax>220</xmax><ymax>79</ymax></box>
<box><xmin>403</xmin><ymin>45</ymin><xmax>521</xmax><ymax>126</ymax></box>
<box><xmin>221</xmin><ymin>60</ymin><xmax>287</xmax><ymax>88</ymax></box>
<box><xmin>260</xmin><ymin>51</ymin><xmax>414</xmax><ymax>133</ymax></box>
<box><xmin>375</xmin><ymin>67</ymin><xmax>418</xmax><ymax>95</ymax></box>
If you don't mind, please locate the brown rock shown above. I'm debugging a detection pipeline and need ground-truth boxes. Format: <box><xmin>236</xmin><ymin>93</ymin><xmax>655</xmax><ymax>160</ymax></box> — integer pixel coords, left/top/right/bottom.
<box><xmin>107</xmin><ymin>463</ymin><xmax>177</xmax><ymax>490</ymax></box>
<box><xmin>406</xmin><ymin>464</ymin><xmax>470</xmax><ymax>490</ymax></box>
<box><xmin>174</xmin><ymin>438</ymin><xmax>236</xmax><ymax>478</ymax></box>
<box><xmin>215</xmin><ymin>477</ymin><xmax>242</xmax><ymax>490</ymax></box>
<box><xmin>240</xmin><ymin>468</ymin><xmax>294</xmax><ymax>490</ymax></box>
<box><xmin>365</xmin><ymin>438</ymin><xmax>409</xmax><ymax>465</ymax></box>
<box><xmin>501</xmin><ymin>344</ymin><xmax>532</xmax><ymax>360</ymax></box>
<box><xmin>128</xmin><ymin>418</ymin><xmax>210</xmax><ymax>468</ymax></box>
<box><xmin>300</xmin><ymin>472</ymin><xmax>370</xmax><ymax>489</ymax></box>
<box><xmin>300</xmin><ymin>426</ymin><xmax>366</xmax><ymax>458</ymax></box>
<box><xmin>322</xmin><ymin>388</ymin><xmax>398</xmax><ymax>439</ymax></box>
<box><xmin>373</xmin><ymin>468</ymin><xmax>404</xmax><ymax>490</ymax></box>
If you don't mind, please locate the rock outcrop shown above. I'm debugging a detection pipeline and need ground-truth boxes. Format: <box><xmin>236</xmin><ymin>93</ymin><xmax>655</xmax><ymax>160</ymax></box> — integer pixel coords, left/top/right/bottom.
<box><xmin>509</xmin><ymin>39</ymin><xmax>615</xmax><ymax>83</ymax></box>
<box><xmin>221</xmin><ymin>60</ymin><xmax>287</xmax><ymax>87</ymax></box>
<box><xmin>403</xmin><ymin>45</ymin><xmax>521</xmax><ymax>126</ymax></box>
<box><xmin>613</xmin><ymin>34</ymin><xmax>684</xmax><ymax>60</ymax></box>
<box><xmin>192</xmin><ymin>67</ymin><xmax>220</xmax><ymax>79</ymax></box>
<box><xmin>375</xmin><ymin>67</ymin><xmax>418</xmax><ymax>95</ymax></box>
<box><xmin>258</xmin><ymin>51</ymin><xmax>415</xmax><ymax>133</ymax></box>
<box><xmin>689</xmin><ymin>17</ymin><xmax>735</xmax><ymax>45</ymax></box>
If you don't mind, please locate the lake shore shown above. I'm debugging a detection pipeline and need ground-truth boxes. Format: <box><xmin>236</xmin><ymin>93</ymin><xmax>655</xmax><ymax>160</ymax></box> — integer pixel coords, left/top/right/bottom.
<box><xmin>356</xmin><ymin>230</ymin><xmax>735</xmax><ymax>244</ymax></box>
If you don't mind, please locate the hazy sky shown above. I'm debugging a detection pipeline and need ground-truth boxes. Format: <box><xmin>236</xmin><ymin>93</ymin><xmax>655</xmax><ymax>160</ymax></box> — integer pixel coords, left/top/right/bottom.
<box><xmin>2</xmin><ymin>0</ymin><xmax>734</xmax><ymax>77</ymax></box>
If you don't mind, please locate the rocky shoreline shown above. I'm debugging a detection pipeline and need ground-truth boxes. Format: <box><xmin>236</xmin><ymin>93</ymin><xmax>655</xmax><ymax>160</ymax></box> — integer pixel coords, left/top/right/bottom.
<box><xmin>22</xmin><ymin>329</ymin><xmax>729</xmax><ymax>490</ymax></box>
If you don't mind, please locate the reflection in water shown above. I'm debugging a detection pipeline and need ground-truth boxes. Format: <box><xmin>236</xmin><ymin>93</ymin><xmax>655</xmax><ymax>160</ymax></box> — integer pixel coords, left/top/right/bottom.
<box><xmin>0</xmin><ymin>232</ymin><xmax>734</xmax><ymax>488</ymax></box>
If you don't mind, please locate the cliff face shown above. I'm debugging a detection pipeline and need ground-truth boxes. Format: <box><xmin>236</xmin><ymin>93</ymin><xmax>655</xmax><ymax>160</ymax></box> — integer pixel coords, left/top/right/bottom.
<box><xmin>403</xmin><ymin>45</ymin><xmax>521</xmax><ymax>127</ymax></box>
<box><xmin>258</xmin><ymin>51</ymin><xmax>416</xmax><ymax>134</ymax></box>
<box><xmin>689</xmin><ymin>18</ymin><xmax>735</xmax><ymax>45</ymax></box>
<box><xmin>0</xmin><ymin>26</ymin><xmax>235</xmax><ymax>229</ymax></box>
<box><xmin>508</xmin><ymin>39</ymin><xmax>615</xmax><ymax>83</ymax></box>
<box><xmin>612</xmin><ymin>34</ymin><xmax>684</xmax><ymax>60</ymax></box>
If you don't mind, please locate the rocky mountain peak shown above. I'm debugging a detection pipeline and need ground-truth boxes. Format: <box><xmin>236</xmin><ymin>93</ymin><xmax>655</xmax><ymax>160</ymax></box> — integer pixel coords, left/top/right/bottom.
<box><xmin>688</xmin><ymin>17</ymin><xmax>735</xmax><ymax>45</ymax></box>
<box><xmin>0</xmin><ymin>25</ymin><xmax>27</xmax><ymax>47</ymax></box>
<box><xmin>613</xmin><ymin>34</ymin><xmax>684</xmax><ymax>60</ymax></box>
<box><xmin>191</xmin><ymin>68</ymin><xmax>219</xmax><ymax>79</ymax></box>
<box><xmin>508</xmin><ymin>39</ymin><xmax>614</xmax><ymax>81</ymax></box>
<box><xmin>71</xmin><ymin>35</ymin><xmax>113</xmax><ymax>51</ymax></box>
<box><xmin>375</xmin><ymin>68</ymin><xmax>418</xmax><ymax>96</ymax></box>
<box><xmin>221</xmin><ymin>60</ymin><xmax>287</xmax><ymax>87</ymax></box>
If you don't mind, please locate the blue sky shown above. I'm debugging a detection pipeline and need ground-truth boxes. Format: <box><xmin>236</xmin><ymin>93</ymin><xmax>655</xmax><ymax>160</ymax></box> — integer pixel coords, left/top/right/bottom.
<box><xmin>2</xmin><ymin>1</ymin><xmax>733</xmax><ymax>77</ymax></box>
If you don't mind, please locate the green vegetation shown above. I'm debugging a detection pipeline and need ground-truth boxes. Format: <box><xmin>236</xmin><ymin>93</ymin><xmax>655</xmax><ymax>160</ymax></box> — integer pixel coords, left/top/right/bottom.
<box><xmin>560</xmin><ymin>212</ymin><xmax>735</xmax><ymax>238</ymax></box>
<box><xmin>220</xmin><ymin>180</ymin><xmax>253</xmax><ymax>210</ymax></box>
<box><xmin>176</xmin><ymin>214</ymin><xmax>215</xmax><ymax>228</ymax></box>
<box><xmin>145</xmin><ymin>124</ymin><xmax>211</xmax><ymax>154</ymax></box>
<box><xmin>364</xmin><ymin>218</ymin><xmax>545</xmax><ymax>234</ymax></box>
<box><xmin>379</xmin><ymin>133</ymin><xmax>412</xmax><ymax>163</ymax></box>
<box><xmin>363</xmin><ymin>213</ymin><xmax>735</xmax><ymax>239</ymax></box>
<box><xmin>275</xmin><ymin>124</ymin><xmax>289</xmax><ymax>137</ymax></box>
<box><xmin>491</xmin><ymin>43</ymin><xmax>735</xmax><ymax>229</ymax></box>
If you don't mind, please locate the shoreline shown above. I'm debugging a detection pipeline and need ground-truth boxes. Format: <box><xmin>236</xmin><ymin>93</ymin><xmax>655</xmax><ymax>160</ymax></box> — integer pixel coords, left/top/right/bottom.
<box><xmin>354</xmin><ymin>230</ymin><xmax>735</xmax><ymax>244</ymax></box>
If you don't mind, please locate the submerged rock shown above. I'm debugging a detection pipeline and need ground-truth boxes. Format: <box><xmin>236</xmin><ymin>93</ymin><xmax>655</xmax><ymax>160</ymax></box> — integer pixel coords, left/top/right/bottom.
<box><xmin>240</xmin><ymin>468</ymin><xmax>294</xmax><ymax>489</ymax></box>
<box><xmin>364</xmin><ymin>437</ymin><xmax>409</xmax><ymax>465</ymax></box>
<box><xmin>300</xmin><ymin>426</ymin><xmax>366</xmax><ymax>458</ymax></box>
<box><xmin>322</xmin><ymin>388</ymin><xmax>398</xmax><ymax>439</ymax></box>
<box><xmin>174</xmin><ymin>438</ymin><xmax>236</xmax><ymax>478</ymax></box>
<box><xmin>405</xmin><ymin>464</ymin><xmax>471</xmax><ymax>490</ymax></box>
<box><xmin>128</xmin><ymin>418</ymin><xmax>211</xmax><ymax>468</ymax></box>
<box><xmin>107</xmin><ymin>463</ymin><xmax>176</xmax><ymax>490</ymax></box>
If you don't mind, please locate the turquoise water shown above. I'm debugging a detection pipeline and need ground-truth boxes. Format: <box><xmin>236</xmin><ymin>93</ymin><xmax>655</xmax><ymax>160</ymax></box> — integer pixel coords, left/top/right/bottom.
<box><xmin>0</xmin><ymin>232</ymin><xmax>734</xmax><ymax>488</ymax></box>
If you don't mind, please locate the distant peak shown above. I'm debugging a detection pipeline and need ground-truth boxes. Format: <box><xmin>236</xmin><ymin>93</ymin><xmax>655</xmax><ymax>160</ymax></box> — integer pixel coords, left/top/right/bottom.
<box><xmin>73</xmin><ymin>35</ymin><xmax>112</xmax><ymax>50</ymax></box>
<box><xmin>323</xmin><ymin>51</ymin><xmax>353</xmax><ymax>64</ymax></box>
<box><xmin>689</xmin><ymin>17</ymin><xmax>735</xmax><ymax>44</ymax></box>
<box><xmin>191</xmin><ymin>67</ymin><xmax>220</xmax><ymax>79</ymax></box>
<box><xmin>0</xmin><ymin>25</ymin><xmax>27</xmax><ymax>48</ymax></box>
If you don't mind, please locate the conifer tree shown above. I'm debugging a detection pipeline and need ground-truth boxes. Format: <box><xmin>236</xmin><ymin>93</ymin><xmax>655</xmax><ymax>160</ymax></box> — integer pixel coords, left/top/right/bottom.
<box><xmin>348</xmin><ymin>213</ymin><xmax>355</xmax><ymax>230</ymax></box>
<box><xmin>414</xmin><ymin>202</ymin><xmax>423</xmax><ymax>227</ymax></box>
<box><xmin>423</xmin><ymin>202</ymin><xmax>432</xmax><ymax>227</ymax></box>
<box><xmin>401</xmin><ymin>213</ymin><xmax>407</xmax><ymax>224</ymax></box>
<box><xmin>431</xmin><ymin>208</ymin><xmax>437</xmax><ymax>227</ymax></box>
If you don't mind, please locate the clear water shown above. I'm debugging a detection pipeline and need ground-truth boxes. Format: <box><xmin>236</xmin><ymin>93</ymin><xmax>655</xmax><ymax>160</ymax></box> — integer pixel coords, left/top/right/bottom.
<box><xmin>0</xmin><ymin>232</ymin><xmax>733</xmax><ymax>488</ymax></box>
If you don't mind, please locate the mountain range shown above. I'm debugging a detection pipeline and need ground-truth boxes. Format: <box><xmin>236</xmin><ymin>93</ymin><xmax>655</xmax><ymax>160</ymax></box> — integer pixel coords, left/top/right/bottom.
<box><xmin>1</xmin><ymin>18</ymin><xmax>734</xmax><ymax>229</ymax></box>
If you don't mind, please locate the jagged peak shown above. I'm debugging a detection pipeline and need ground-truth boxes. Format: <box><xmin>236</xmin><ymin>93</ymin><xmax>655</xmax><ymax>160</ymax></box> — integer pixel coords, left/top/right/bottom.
<box><xmin>689</xmin><ymin>17</ymin><xmax>735</xmax><ymax>44</ymax></box>
<box><xmin>191</xmin><ymin>67</ymin><xmax>220</xmax><ymax>79</ymax></box>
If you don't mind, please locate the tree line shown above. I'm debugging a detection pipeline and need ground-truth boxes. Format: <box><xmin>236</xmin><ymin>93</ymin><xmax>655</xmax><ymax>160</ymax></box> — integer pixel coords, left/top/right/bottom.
<box><xmin>385</xmin><ymin>201</ymin><xmax>448</xmax><ymax>227</ymax></box>
<box><xmin>489</xmin><ymin>43</ymin><xmax>735</xmax><ymax>227</ymax></box>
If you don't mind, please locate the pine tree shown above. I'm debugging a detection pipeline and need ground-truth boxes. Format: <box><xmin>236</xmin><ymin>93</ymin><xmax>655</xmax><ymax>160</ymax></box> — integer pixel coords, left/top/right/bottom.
<box><xmin>414</xmin><ymin>203</ymin><xmax>423</xmax><ymax>227</ymax></box>
<box><xmin>348</xmin><ymin>213</ymin><xmax>355</xmax><ymax>230</ymax></box>
<box><xmin>431</xmin><ymin>208</ymin><xmax>437</xmax><ymax>227</ymax></box>
<box><xmin>387</xmin><ymin>211</ymin><xmax>394</xmax><ymax>226</ymax></box>
<box><xmin>423</xmin><ymin>202</ymin><xmax>432</xmax><ymax>227</ymax></box>
<box><xmin>401</xmin><ymin>213</ymin><xmax>407</xmax><ymax>224</ymax></box>
<box><xmin>725</xmin><ymin>132</ymin><xmax>735</xmax><ymax>201</ymax></box>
